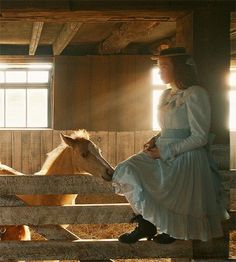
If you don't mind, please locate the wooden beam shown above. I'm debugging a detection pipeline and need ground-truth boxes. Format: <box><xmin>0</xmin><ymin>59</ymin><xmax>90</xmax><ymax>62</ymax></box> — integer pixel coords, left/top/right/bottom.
<box><xmin>0</xmin><ymin>204</ymin><xmax>133</xmax><ymax>225</ymax></box>
<box><xmin>0</xmin><ymin>195</ymin><xmax>80</xmax><ymax>240</ymax></box>
<box><xmin>0</xmin><ymin>171</ymin><xmax>234</xmax><ymax>195</ymax></box>
<box><xmin>0</xmin><ymin>239</ymin><xmax>193</xmax><ymax>261</ymax></box>
<box><xmin>29</xmin><ymin>21</ymin><xmax>44</xmax><ymax>55</ymax></box>
<box><xmin>99</xmin><ymin>21</ymin><xmax>159</xmax><ymax>54</ymax></box>
<box><xmin>0</xmin><ymin>175</ymin><xmax>114</xmax><ymax>195</ymax></box>
<box><xmin>0</xmin><ymin>1</ymin><xmax>234</xmax><ymax>22</ymax></box>
<box><xmin>53</xmin><ymin>22</ymin><xmax>82</xmax><ymax>55</ymax></box>
<box><xmin>0</xmin><ymin>204</ymin><xmax>235</xmax><ymax>228</ymax></box>
<box><xmin>30</xmin><ymin>225</ymin><xmax>79</xmax><ymax>240</ymax></box>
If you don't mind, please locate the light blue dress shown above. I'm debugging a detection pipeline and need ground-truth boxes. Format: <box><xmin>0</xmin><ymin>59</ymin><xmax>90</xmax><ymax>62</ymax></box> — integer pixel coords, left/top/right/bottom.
<box><xmin>112</xmin><ymin>85</ymin><xmax>229</xmax><ymax>241</ymax></box>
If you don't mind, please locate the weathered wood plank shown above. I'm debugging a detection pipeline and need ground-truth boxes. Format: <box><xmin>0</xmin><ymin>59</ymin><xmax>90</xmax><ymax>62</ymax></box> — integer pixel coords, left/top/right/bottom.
<box><xmin>30</xmin><ymin>225</ymin><xmax>79</xmax><ymax>240</ymax></box>
<box><xmin>0</xmin><ymin>239</ymin><xmax>193</xmax><ymax>260</ymax></box>
<box><xmin>0</xmin><ymin>204</ymin><xmax>234</xmax><ymax>228</ymax></box>
<box><xmin>0</xmin><ymin>204</ymin><xmax>132</xmax><ymax>225</ymax></box>
<box><xmin>116</xmin><ymin>56</ymin><xmax>136</xmax><ymax>130</ymax></box>
<box><xmin>0</xmin><ymin>175</ymin><xmax>114</xmax><ymax>195</ymax></box>
<box><xmin>0</xmin><ymin>195</ymin><xmax>80</xmax><ymax>241</ymax></box>
<box><xmin>99</xmin><ymin>21</ymin><xmax>159</xmax><ymax>54</ymax></box>
<box><xmin>54</xmin><ymin>56</ymin><xmax>91</xmax><ymax>130</ymax></box>
<box><xmin>90</xmin><ymin>56</ymin><xmax>110</xmax><ymax>130</ymax></box>
<box><xmin>11</xmin><ymin>130</ymin><xmax>22</xmax><ymax>172</ymax></box>
<box><xmin>53</xmin><ymin>22</ymin><xmax>82</xmax><ymax>55</ymax></box>
<box><xmin>52</xmin><ymin>130</ymin><xmax>62</xmax><ymax>148</ymax></box>
<box><xmin>90</xmin><ymin>131</ymin><xmax>109</xmax><ymax>160</ymax></box>
<box><xmin>0</xmin><ymin>171</ymin><xmax>234</xmax><ymax>195</ymax></box>
<box><xmin>116</xmin><ymin>132</ymin><xmax>135</xmax><ymax>163</ymax></box>
<box><xmin>192</xmin><ymin>237</ymin><xmax>229</xmax><ymax>259</ymax></box>
<box><xmin>107</xmin><ymin>131</ymin><xmax>117</xmax><ymax>167</ymax></box>
<box><xmin>0</xmin><ymin>130</ymin><xmax>12</xmax><ymax>167</ymax></box>
<box><xmin>29</xmin><ymin>21</ymin><xmax>44</xmax><ymax>55</ymax></box>
<box><xmin>40</xmin><ymin>129</ymin><xmax>53</xmax><ymax>167</ymax></box>
<box><xmin>21</xmin><ymin>131</ymin><xmax>41</xmax><ymax>174</ymax></box>
<box><xmin>135</xmin><ymin>55</ymin><xmax>153</xmax><ymax>130</ymax></box>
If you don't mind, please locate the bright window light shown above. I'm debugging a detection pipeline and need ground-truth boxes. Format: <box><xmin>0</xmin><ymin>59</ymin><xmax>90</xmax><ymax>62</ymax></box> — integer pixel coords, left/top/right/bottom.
<box><xmin>0</xmin><ymin>63</ymin><xmax>52</xmax><ymax>69</ymax></box>
<box><xmin>229</xmin><ymin>71</ymin><xmax>236</xmax><ymax>87</ymax></box>
<box><xmin>27</xmin><ymin>89</ymin><xmax>48</xmax><ymax>127</ymax></box>
<box><xmin>152</xmin><ymin>67</ymin><xmax>164</xmax><ymax>85</ymax></box>
<box><xmin>6</xmin><ymin>89</ymin><xmax>26</xmax><ymax>127</ymax></box>
<box><xmin>0</xmin><ymin>71</ymin><xmax>4</xmax><ymax>83</ymax></box>
<box><xmin>0</xmin><ymin>90</ymin><xmax>4</xmax><ymax>127</ymax></box>
<box><xmin>6</xmin><ymin>71</ymin><xmax>27</xmax><ymax>83</ymax></box>
<box><xmin>28</xmin><ymin>71</ymin><xmax>49</xmax><ymax>83</ymax></box>
<box><xmin>0</xmin><ymin>63</ymin><xmax>51</xmax><ymax>128</ymax></box>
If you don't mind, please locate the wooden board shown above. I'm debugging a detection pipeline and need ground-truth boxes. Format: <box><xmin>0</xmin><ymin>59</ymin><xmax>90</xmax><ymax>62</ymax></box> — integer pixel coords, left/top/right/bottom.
<box><xmin>11</xmin><ymin>130</ymin><xmax>22</xmax><ymax>171</ymax></box>
<box><xmin>116</xmin><ymin>131</ymin><xmax>135</xmax><ymax>163</ymax></box>
<box><xmin>90</xmin><ymin>56</ymin><xmax>110</xmax><ymax>130</ymax></box>
<box><xmin>0</xmin><ymin>239</ymin><xmax>193</xmax><ymax>260</ymax></box>
<box><xmin>0</xmin><ymin>170</ymin><xmax>234</xmax><ymax>194</ymax></box>
<box><xmin>0</xmin><ymin>130</ymin><xmax>12</xmax><ymax>166</ymax></box>
<box><xmin>40</xmin><ymin>129</ymin><xmax>53</xmax><ymax>167</ymax></box>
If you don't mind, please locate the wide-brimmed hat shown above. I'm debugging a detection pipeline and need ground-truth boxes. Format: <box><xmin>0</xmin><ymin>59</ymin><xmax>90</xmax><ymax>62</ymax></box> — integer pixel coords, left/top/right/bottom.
<box><xmin>151</xmin><ymin>47</ymin><xmax>188</xmax><ymax>60</ymax></box>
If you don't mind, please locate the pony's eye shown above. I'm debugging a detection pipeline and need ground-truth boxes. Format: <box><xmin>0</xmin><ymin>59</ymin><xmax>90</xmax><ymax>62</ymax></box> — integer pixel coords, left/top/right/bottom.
<box><xmin>81</xmin><ymin>151</ymin><xmax>89</xmax><ymax>158</ymax></box>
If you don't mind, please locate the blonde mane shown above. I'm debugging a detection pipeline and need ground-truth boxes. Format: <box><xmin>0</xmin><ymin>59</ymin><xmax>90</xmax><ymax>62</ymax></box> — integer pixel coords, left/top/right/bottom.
<box><xmin>37</xmin><ymin>130</ymin><xmax>90</xmax><ymax>175</ymax></box>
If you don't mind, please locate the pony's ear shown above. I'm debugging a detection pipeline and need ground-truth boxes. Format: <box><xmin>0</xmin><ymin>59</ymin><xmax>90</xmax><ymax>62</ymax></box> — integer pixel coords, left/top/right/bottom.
<box><xmin>60</xmin><ymin>133</ymin><xmax>75</xmax><ymax>147</ymax></box>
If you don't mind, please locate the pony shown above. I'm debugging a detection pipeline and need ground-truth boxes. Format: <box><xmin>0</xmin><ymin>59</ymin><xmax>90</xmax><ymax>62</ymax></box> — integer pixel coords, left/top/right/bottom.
<box><xmin>0</xmin><ymin>130</ymin><xmax>114</xmax><ymax>241</ymax></box>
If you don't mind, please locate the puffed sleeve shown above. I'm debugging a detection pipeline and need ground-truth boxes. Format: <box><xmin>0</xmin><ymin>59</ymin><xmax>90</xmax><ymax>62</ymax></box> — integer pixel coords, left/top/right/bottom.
<box><xmin>158</xmin><ymin>86</ymin><xmax>211</xmax><ymax>161</ymax></box>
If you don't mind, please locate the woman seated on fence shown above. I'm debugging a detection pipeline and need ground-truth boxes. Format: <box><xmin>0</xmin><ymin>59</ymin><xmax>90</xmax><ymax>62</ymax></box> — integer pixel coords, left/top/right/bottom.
<box><xmin>111</xmin><ymin>47</ymin><xmax>229</xmax><ymax>244</ymax></box>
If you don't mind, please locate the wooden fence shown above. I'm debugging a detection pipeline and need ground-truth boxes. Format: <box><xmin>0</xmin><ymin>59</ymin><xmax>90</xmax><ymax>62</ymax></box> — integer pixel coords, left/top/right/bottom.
<box><xmin>0</xmin><ymin>130</ymin><xmax>235</xmax><ymax>261</ymax></box>
<box><xmin>0</xmin><ymin>172</ymin><xmax>235</xmax><ymax>261</ymax></box>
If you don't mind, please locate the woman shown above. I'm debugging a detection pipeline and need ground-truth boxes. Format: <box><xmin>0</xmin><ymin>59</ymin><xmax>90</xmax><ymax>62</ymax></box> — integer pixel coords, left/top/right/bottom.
<box><xmin>112</xmin><ymin>47</ymin><xmax>229</xmax><ymax>244</ymax></box>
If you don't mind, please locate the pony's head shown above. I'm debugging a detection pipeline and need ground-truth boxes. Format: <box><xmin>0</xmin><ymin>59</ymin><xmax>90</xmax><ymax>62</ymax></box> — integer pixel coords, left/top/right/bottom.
<box><xmin>60</xmin><ymin>130</ymin><xmax>114</xmax><ymax>181</ymax></box>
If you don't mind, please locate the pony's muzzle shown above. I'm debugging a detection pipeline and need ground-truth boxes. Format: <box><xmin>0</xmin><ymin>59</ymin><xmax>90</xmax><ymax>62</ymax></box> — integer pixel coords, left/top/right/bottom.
<box><xmin>102</xmin><ymin>167</ymin><xmax>114</xmax><ymax>182</ymax></box>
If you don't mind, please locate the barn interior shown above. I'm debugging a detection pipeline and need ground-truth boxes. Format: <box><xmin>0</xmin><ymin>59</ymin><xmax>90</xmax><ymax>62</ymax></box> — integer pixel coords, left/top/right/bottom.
<box><xmin>0</xmin><ymin>1</ymin><xmax>236</xmax><ymax>261</ymax></box>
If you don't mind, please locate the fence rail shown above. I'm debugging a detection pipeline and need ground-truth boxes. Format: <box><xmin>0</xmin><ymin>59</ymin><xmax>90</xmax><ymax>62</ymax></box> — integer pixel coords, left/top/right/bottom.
<box><xmin>0</xmin><ymin>171</ymin><xmax>235</xmax><ymax>195</ymax></box>
<box><xmin>0</xmin><ymin>171</ymin><xmax>235</xmax><ymax>261</ymax></box>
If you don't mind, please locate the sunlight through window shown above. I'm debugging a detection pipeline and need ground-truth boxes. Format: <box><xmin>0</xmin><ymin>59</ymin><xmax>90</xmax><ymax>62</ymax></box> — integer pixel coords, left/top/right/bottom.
<box><xmin>229</xmin><ymin>68</ymin><xmax>236</xmax><ymax>131</ymax></box>
<box><xmin>6</xmin><ymin>89</ymin><xmax>26</xmax><ymax>127</ymax></box>
<box><xmin>0</xmin><ymin>63</ymin><xmax>51</xmax><ymax>128</ymax></box>
<box><xmin>152</xmin><ymin>67</ymin><xmax>165</xmax><ymax>130</ymax></box>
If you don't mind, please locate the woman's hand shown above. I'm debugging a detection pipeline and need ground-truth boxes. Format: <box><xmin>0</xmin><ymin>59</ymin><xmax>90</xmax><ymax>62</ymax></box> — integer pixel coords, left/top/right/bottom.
<box><xmin>143</xmin><ymin>136</ymin><xmax>156</xmax><ymax>150</ymax></box>
<box><xmin>144</xmin><ymin>147</ymin><xmax>161</xmax><ymax>159</ymax></box>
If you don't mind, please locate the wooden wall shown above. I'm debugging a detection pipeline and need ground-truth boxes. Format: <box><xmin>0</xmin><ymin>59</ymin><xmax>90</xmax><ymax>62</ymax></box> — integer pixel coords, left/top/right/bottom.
<box><xmin>54</xmin><ymin>55</ymin><xmax>153</xmax><ymax>131</ymax></box>
<box><xmin>0</xmin><ymin>130</ymin><xmax>156</xmax><ymax>174</ymax></box>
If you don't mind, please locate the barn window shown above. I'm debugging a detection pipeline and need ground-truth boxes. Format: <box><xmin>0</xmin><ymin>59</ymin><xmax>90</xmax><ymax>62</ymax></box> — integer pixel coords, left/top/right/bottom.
<box><xmin>0</xmin><ymin>63</ymin><xmax>52</xmax><ymax>128</ymax></box>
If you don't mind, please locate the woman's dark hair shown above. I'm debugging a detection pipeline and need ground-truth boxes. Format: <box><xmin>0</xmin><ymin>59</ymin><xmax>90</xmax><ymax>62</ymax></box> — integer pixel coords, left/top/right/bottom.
<box><xmin>170</xmin><ymin>55</ymin><xmax>199</xmax><ymax>89</ymax></box>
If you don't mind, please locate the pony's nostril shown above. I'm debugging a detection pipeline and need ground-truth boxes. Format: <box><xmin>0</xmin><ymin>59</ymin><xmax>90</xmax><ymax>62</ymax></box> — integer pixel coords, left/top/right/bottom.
<box><xmin>101</xmin><ymin>168</ymin><xmax>114</xmax><ymax>182</ymax></box>
<box><xmin>107</xmin><ymin>168</ymin><xmax>114</xmax><ymax>176</ymax></box>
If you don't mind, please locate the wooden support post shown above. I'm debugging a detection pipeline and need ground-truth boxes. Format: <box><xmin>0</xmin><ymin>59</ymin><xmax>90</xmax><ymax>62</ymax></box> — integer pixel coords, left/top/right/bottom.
<box><xmin>176</xmin><ymin>3</ymin><xmax>233</xmax><ymax>144</ymax></box>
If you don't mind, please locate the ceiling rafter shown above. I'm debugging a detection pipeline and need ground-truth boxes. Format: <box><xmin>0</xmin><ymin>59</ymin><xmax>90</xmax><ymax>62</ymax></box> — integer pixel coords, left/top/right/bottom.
<box><xmin>53</xmin><ymin>22</ymin><xmax>82</xmax><ymax>55</ymax></box>
<box><xmin>29</xmin><ymin>22</ymin><xmax>44</xmax><ymax>55</ymax></box>
<box><xmin>99</xmin><ymin>21</ymin><xmax>159</xmax><ymax>54</ymax></box>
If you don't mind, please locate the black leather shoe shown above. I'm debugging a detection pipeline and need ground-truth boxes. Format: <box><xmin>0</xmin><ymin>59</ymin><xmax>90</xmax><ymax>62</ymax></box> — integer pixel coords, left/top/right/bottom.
<box><xmin>153</xmin><ymin>233</ymin><xmax>176</xmax><ymax>244</ymax></box>
<box><xmin>118</xmin><ymin>215</ymin><xmax>157</xmax><ymax>244</ymax></box>
<box><xmin>118</xmin><ymin>226</ymin><xmax>156</xmax><ymax>244</ymax></box>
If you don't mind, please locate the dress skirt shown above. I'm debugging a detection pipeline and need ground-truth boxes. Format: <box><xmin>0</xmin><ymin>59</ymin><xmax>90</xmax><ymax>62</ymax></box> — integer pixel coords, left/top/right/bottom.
<box><xmin>112</xmin><ymin>129</ymin><xmax>229</xmax><ymax>241</ymax></box>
